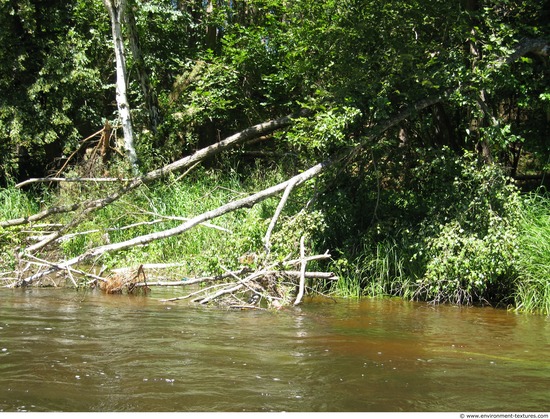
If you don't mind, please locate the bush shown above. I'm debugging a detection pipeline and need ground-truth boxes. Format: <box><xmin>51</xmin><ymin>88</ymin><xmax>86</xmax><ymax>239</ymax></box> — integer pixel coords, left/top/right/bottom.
<box><xmin>328</xmin><ymin>148</ymin><xmax>524</xmax><ymax>307</ymax></box>
<box><xmin>412</xmin><ymin>155</ymin><xmax>522</xmax><ymax>305</ymax></box>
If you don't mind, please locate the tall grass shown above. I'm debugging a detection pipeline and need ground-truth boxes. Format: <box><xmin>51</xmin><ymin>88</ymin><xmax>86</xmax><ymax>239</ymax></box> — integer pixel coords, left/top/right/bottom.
<box><xmin>1</xmin><ymin>163</ymin><xmax>317</xmax><ymax>282</ymax></box>
<box><xmin>514</xmin><ymin>191</ymin><xmax>550</xmax><ymax>315</ymax></box>
<box><xmin>0</xmin><ymin>185</ymin><xmax>45</xmax><ymax>270</ymax></box>
<box><xmin>0</xmin><ymin>185</ymin><xmax>41</xmax><ymax>221</ymax></box>
<box><xmin>58</xmin><ymin>165</ymin><xmax>282</xmax><ymax>275</ymax></box>
<box><xmin>332</xmin><ymin>239</ymin><xmax>415</xmax><ymax>299</ymax></box>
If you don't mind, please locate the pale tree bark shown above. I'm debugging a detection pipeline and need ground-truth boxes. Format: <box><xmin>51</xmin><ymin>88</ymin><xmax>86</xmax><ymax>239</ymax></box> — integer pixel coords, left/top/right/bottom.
<box><xmin>103</xmin><ymin>0</ymin><xmax>139</xmax><ymax>171</ymax></box>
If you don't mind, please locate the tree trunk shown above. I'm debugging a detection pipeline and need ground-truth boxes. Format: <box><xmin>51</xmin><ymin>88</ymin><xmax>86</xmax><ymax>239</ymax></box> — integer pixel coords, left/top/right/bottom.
<box><xmin>205</xmin><ymin>0</ymin><xmax>220</xmax><ymax>51</ymax></box>
<box><xmin>103</xmin><ymin>0</ymin><xmax>138</xmax><ymax>171</ymax></box>
<box><xmin>461</xmin><ymin>0</ymin><xmax>493</xmax><ymax>162</ymax></box>
<box><xmin>126</xmin><ymin>0</ymin><xmax>159</xmax><ymax>133</ymax></box>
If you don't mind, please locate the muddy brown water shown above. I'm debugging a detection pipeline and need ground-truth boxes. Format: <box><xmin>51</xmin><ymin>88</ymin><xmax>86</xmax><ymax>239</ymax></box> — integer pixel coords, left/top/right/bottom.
<box><xmin>0</xmin><ymin>288</ymin><xmax>549</xmax><ymax>412</ymax></box>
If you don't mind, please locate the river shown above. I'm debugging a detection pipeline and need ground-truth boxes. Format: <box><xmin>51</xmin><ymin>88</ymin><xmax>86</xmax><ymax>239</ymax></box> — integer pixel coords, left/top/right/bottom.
<box><xmin>0</xmin><ymin>288</ymin><xmax>548</xmax><ymax>412</ymax></box>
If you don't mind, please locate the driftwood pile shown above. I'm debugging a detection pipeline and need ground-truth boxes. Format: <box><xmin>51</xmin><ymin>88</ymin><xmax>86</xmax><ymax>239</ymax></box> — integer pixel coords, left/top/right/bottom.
<box><xmin>88</xmin><ymin>248</ymin><xmax>337</xmax><ymax>309</ymax></box>
<box><xmin>1</xmin><ymin>112</ymin><xmax>340</xmax><ymax>308</ymax></box>
<box><xmin>156</xmin><ymin>248</ymin><xmax>337</xmax><ymax>309</ymax></box>
<box><xmin>99</xmin><ymin>264</ymin><xmax>150</xmax><ymax>295</ymax></box>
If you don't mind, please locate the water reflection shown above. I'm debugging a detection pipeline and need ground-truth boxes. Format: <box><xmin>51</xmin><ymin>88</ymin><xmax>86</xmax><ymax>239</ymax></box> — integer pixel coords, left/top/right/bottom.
<box><xmin>0</xmin><ymin>288</ymin><xmax>549</xmax><ymax>412</ymax></box>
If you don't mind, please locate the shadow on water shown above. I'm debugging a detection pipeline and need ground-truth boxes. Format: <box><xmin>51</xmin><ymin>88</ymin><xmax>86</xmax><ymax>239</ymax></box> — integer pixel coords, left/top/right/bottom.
<box><xmin>0</xmin><ymin>288</ymin><xmax>549</xmax><ymax>412</ymax></box>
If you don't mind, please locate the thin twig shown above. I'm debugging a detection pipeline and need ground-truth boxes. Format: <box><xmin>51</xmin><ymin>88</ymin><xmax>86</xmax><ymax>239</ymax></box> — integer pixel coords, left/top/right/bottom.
<box><xmin>16</xmin><ymin>177</ymin><xmax>132</xmax><ymax>189</ymax></box>
<box><xmin>22</xmin><ymin>254</ymin><xmax>108</xmax><ymax>285</ymax></box>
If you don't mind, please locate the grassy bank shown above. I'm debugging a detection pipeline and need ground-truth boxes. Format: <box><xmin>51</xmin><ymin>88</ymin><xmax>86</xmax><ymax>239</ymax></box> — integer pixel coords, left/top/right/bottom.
<box><xmin>55</xmin><ymin>165</ymin><xmax>288</xmax><ymax>274</ymax></box>
<box><xmin>1</xmin><ymin>162</ymin><xmax>317</xmax><ymax>279</ymax></box>
<box><xmin>1</xmin><ymin>164</ymin><xmax>548</xmax><ymax>315</ymax></box>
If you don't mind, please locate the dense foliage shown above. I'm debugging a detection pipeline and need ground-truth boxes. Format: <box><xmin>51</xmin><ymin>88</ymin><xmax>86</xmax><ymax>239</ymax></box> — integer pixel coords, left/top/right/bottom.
<box><xmin>0</xmin><ymin>0</ymin><xmax>548</xmax><ymax>312</ymax></box>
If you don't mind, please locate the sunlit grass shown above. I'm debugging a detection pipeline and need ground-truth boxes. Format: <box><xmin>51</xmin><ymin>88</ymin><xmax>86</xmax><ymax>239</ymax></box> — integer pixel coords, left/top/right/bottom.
<box><xmin>0</xmin><ymin>184</ymin><xmax>41</xmax><ymax>221</ymax></box>
<box><xmin>58</xmin><ymin>165</ymin><xmax>282</xmax><ymax>275</ymax></box>
<box><xmin>514</xmin><ymin>191</ymin><xmax>550</xmax><ymax>315</ymax></box>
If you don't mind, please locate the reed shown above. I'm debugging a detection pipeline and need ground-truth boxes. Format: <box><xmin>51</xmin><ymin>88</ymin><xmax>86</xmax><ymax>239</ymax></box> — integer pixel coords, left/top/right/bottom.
<box><xmin>333</xmin><ymin>239</ymin><xmax>415</xmax><ymax>299</ymax></box>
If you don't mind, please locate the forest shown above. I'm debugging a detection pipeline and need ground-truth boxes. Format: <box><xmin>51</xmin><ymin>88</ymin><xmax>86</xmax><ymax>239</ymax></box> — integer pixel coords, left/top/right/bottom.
<box><xmin>0</xmin><ymin>0</ymin><xmax>549</xmax><ymax>313</ymax></box>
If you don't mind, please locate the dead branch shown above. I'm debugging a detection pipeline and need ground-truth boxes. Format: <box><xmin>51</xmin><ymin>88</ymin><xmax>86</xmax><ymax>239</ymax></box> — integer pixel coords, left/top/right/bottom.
<box><xmin>277</xmin><ymin>250</ymin><xmax>332</xmax><ymax>267</ymax></box>
<box><xmin>53</xmin><ymin>127</ymin><xmax>104</xmax><ymax>178</ymax></box>
<box><xmin>229</xmin><ymin>304</ymin><xmax>267</xmax><ymax>310</ymax></box>
<box><xmin>16</xmin><ymin>177</ymin><xmax>132</xmax><ymax>189</ymax></box>
<box><xmin>196</xmin><ymin>281</ymin><xmax>248</xmax><ymax>305</ymax></box>
<box><xmin>153</xmin><ymin>249</ymin><xmax>336</xmax><ymax>308</ymax></box>
<box><xmin>52</xmin><ymin>214</ymin><xmax>230</xmax><ymax>244</ymax></box>
<box><xmin>140</xmin><ymin>270</ymin><xmax>337</xmax><ymax>288</ymax></box>
<box><xmin>112</xmin><ymin>262</ymin><xmax>187</xmax><ymax>272</ymax></box>
<box><xmin>1</xmin><ymin>111</ymin><xmax>307</xmax><ymax>231</ymax></box>
<box><xmin>131</xmin><ymin>208</ymin><xmax>232</xmax><ymax>233</ymax></box>
<box><xmin>0</xmin><ymin>202</ymin><xmax>83</xmax><ymax>228</ymax></box>
<box><xmin>161</xmin><ymin>282</ymin><xmax>231</xmax><ymax>302</ymax></box>
<box><xmin>4</xmin><ymin>93</ymin><xmax>442</xmax><ymax>264</ymax></box>
<box><xmin>14</xmin><ymin>161</ymin><xmax>328</xmax><ymax>287</ymax></box>
<box><xmin>20</xmin><ymin>254</ymin><xmax>108</xmax><ymax>286</ymax></box>
<box><xmin>263</xmin><ymin>177</ymin><xmax>298</xmax><ymax>253</ymax></box>
<box><xmin>159</xmin><ymin>268</ymin><xmax>266</xmax><ymax>305</ymax></box>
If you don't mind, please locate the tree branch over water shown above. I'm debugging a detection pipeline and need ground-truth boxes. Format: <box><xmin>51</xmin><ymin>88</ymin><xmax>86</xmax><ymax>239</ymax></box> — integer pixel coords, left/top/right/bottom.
<box><xmin>10</xmin><ymin>90</ymin><xmax>447</xmax><ymax>290</ymax></box>
<box><xmin>2</xmin><ymin>111</ymin><xmax>310</xmax><ymax>260</ymax></box>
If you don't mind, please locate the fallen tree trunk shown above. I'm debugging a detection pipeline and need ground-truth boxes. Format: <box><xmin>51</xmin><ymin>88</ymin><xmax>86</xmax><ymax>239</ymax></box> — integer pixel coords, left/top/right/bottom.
<box><xmin>15</xmin><ymin>177</ymin><xmax>132</xmax><ymax>188</ymax></box>
<box><xmin>10</xmin><ymin>93</ymin><xmax>450</xmax><ymax>289</ymax></box>
<box><xmin>1</xmin><ymin>110</ymin><xmax>308</xmax><ymax>231</ymax></box>
<box><xmin>14</xmin><ymin>161</ymin><xmax>329</xmax><ymax>287</ymax></box>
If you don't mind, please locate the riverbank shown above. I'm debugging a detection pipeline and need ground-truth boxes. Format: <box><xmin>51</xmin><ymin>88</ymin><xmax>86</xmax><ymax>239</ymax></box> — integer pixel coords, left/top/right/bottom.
<box><xmin>1</xmin><ymin>162</ymin><xmax>549</xmax><ymax>314</ymax></box>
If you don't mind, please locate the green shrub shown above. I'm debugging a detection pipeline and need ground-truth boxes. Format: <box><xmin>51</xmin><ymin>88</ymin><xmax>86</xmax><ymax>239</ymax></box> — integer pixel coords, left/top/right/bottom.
<box><xmin>412</xmin><ymin>156</ymin><xmax>522</xmax><ymax>305</ymax></box>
